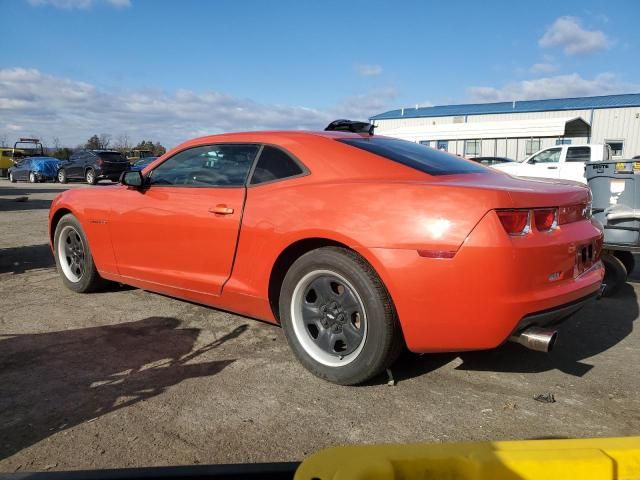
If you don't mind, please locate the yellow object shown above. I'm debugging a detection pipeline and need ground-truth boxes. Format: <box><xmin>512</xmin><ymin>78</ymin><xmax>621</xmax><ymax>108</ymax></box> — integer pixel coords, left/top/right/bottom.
<box><xmin>615</xmin><ymin>162</ymin><xmax>627</xmax><ymax>172</ymax></box>
<box><xmin>0</xmin><ymin>148</ymin><xmax>24</xmax><ymax>171</ymax></box>
<box><xmin>633</xmin><ymin>161</ymin><xmax>640</xmax><ymax>172</ymax></box>
<box><xmin>295</xmin><ymin>437</ymin><xmax>640</xmax><ymax>480</ymax></box>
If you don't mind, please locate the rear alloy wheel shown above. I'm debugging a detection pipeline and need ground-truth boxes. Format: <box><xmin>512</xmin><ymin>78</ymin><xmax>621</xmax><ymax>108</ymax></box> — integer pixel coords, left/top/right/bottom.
<box><xmin>602</xmin><ymin>253</ymin><xmax>627</xmax><ymax>297</ymax></box>
<box><xmin>85</xmin><ymin>168</ymin><xmax>97</xmax><ymax>185</ymax></box>
<box><xmin>29</xmin><ymin>171</ymin><xmax>37</xmax><ymax>183</ymax></box>
<box><xmin>9</xmin><ymin>172</ymin><xmax>16</xmax><ymax>183</ymax></box>
<box><xmin>57</xmin><ymin>169</ymin><xmax>67</xmax><ymax>184</ymax></box>
<box><xmin>54</xmin><ymin>214</ymin><xmax>104</xmax><ymax>293</ymax></box>
<box><xmin>280</xmin><ymin>247</ymin><xmax>403</xmax><ymax>385</ymax></box>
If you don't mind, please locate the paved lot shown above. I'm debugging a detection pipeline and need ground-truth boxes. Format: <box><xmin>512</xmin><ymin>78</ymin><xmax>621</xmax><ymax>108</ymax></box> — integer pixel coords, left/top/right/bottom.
<box><xmin>0</xmin><ymin>179</ymin><xmax>639</xmax><ymax>472</ymax></box>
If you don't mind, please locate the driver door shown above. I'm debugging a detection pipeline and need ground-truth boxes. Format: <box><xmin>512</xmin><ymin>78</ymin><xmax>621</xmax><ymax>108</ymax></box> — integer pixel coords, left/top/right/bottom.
<box><xmin>520</xmin><ymin>147</ymin><xmax>561</xmax><ymax>179</ymax></box>
<box><xmin>109</xmin><ymin>143</ymin><xmax>260</xmax><ymax>295</ymax></box>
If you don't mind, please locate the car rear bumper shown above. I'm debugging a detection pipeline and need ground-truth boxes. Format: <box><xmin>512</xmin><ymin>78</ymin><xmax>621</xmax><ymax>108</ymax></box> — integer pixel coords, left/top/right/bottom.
<box><xmin>357</xmin><ymin>212</ymin><xmax>605</xmax><ymax>353</ymax></box>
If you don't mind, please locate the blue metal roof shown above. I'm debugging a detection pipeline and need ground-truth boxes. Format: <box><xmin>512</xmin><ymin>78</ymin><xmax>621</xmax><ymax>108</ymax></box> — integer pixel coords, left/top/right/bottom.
<box><xmin>370</xmin><ymin>93</ymin><xmax>640</xmax><ymax>120</ymax></box>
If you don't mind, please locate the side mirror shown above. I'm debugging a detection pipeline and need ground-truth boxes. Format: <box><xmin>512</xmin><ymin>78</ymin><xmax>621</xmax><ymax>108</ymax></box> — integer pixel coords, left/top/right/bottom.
<box><xmin>529</xmin><ymin>159</ymin><xmax>536</xmax><ymax>164</ymax></box>
<box><xmin>120</xmin><ymin>170</ymin><xmax>144</xmax><ymax>188</ymax></box>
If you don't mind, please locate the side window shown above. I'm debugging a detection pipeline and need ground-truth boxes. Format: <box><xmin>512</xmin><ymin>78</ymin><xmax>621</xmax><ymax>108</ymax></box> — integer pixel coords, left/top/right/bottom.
<box><xmin>529</xmin><ymin>148</ymin><xmax>561</xmax><ymax>164</ymax></box>
<box><xmin>148</xmin><ymin>144</ymin><xmax>260</xmax><ymax>187</ymax></box>
<box><xmin>249</xmin><ymin>146</ymin><xmax>304</xmax><ymax>185</ymax></box>
<box><xmin>566</xmin><ymin>147</ymin><xmax>591</xmax><ymax>162</ymax></box>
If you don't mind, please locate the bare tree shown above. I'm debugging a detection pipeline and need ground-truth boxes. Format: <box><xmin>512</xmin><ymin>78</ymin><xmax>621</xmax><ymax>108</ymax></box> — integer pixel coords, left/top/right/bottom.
<box><xmin>98</xmin><ymin>133</ymin><xmax>112</xmax><ymax>150</ymax></box>
<box><xmin>114</xmin><ymin>134</ymin><xmax>131</xmax><ymax>153</ymax></box>
<box><xmin>52</xmin><ymin>137</ymin><xmax>61</xmax><ymax>151</ymax></box>
<box><xmin>0</xmin><ymin>133</ymin><xmax>7</xmax><ymax>148</ymax></box>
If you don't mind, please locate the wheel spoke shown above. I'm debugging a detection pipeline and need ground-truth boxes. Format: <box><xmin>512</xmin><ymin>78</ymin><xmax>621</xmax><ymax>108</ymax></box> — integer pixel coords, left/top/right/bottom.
<box><xmin>302</xmin><ymin>301</ymin><xmax>321</xmax><ymax>320</ymax></box>
<box><xmin>313</xmin><ymin>327</ymin><xmax>333</xmax><ymax>352</ymax></box>
<box><xmin>341</xmin><ymin>322</ymin><xmax>364</xmax><ymax>348</ymax></box>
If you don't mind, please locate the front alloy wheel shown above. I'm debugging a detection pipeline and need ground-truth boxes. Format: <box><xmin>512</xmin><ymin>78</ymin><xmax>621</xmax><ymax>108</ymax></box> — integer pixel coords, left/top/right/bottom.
<box><xmin>29</xmin><ymin>171</ymin><xmax>37</xmax><ymax>183</ymax></box>
<box><xmin>54</xmin><ymin>214</ymin><xmax>104</xmax><ymax>292</ymax></box>
<box><xmin>57</xmin><ymin>169</ymin><xmax>67</xmax><ymax>184</ymax></box>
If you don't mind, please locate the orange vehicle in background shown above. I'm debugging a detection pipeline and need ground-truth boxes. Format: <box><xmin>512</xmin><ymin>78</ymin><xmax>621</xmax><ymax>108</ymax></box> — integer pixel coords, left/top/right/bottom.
<box><xmin>48</xmin><ymin>120</ymin><xmax>604</xmax><ymax>385</ymax></box>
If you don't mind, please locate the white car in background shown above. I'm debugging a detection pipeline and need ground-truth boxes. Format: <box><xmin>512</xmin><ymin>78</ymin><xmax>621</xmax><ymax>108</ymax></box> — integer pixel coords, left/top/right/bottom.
<box><xmin>491</xmin><ymin>144</ymin><xmax>611</xmax><ymax>184</ymax></box>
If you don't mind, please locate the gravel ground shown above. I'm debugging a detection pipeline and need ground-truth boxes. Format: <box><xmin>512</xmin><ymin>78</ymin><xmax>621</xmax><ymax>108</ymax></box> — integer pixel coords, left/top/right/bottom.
<box><xmin>0</xmin><ymin>179</ymin><xmax>638</xmax><ymax>473</ymax></box>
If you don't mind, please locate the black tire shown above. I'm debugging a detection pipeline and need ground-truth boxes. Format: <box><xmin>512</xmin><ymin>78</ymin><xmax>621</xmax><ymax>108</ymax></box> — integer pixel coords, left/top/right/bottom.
<box><xmin>602</xmin><ymin>253</ymin><xmax>627</xmax><ymax>297</ymax></box>
<box><xmin>53</xmin><ymin>214</ymin><xmax>105</xmax><ymax>293</ymax></box>
<box><xmin>279</xmin><ymin>247</ymin><xmax>403</xmax><ymax>385</ymax></box>
<box><xmin>85</xmin><ymin>168</ymin><xmax>97</xmax><ymax>185</ymax></box>
<box><xmin>614</xmin><ymin>250</ymin><xmax>635</xmax><ymax>276</ymax></box>
<box><xmin>9</xmin><ymin>172</ymin><xmax>16</xmax><ymax>183</ymax></box>
<box><xmin>57</xmin><ymin>169</ymin><xmax>68</xmax><ymax>184</ymax></box>
<box><xmin>28</xmin><ymin>171</ymin><xmax>37</xmax><ymax>183</ymax></box>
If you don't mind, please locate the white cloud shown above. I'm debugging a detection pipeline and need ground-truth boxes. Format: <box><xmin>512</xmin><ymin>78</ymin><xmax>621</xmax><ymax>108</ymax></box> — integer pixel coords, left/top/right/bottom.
<box><xmin>530</xmin><ymin>62</ymin><xmax>558</xmax><ymax>74</ymax></box>
<box><xmin>468</xmin><ymin>73</ymin><xmax>637</xmax><ymax>102</ymax></box>
<box><xmin>27</xmin><ymin>0</ymin><xmax>130</xmax><ymax>9</ymax></box>
<box><xmin>539</xmin><ymin>16</ymin><xmax>608</xmax><ymax>55</ymax></box>
<box><xmin>0</xmin><ymin>68</ymin><xmax>397</xmax><ymax>148</ymax></box>
<box><xmin>354</xmin><ymin>63</ymin><xmax>383</xmax><ymax>77</ymax></box>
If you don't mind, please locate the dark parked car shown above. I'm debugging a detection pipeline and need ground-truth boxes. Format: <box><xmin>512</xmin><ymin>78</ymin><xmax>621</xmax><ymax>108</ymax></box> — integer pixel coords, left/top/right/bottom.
<box><xmin>8</xmin><ymin>156</ymin><xmax>61</xmax><ymax>183</ymax></box>
<box><xmin>57</xmin><ymin>150</ymin><xmax>129</xmax><ymax>185</ymax></box>
<box><xmin>129</xmin><ymin>157</ymin><xmax>158</xmax><ymax>171</ymax></box>
<box><xmin>469</xmin><ymin>156</ymin><xmax>514</xmax><ymax>166</ymax></box>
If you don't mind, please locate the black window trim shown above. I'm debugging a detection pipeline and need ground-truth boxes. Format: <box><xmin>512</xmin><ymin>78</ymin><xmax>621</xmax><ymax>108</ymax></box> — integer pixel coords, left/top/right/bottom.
<box><xmin>144</xmin><ymin>142</ymin><xmax>309</xmax><ymax>189</ymax></box>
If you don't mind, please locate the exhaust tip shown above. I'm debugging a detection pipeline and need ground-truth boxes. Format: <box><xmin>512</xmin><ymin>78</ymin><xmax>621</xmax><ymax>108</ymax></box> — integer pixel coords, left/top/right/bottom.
<box><xmin>509</xmin><ymin>327</ymin><xmax>558</xmax><ymax>353</ymax></box>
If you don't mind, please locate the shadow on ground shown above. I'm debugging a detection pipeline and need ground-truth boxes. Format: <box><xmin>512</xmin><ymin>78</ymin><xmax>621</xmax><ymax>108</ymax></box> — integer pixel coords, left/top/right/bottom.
<box><xmin>391</xmin><ymin>283</ymin><xmax>637</xmax><ymax>382</ymax></box>
<box><xmin>0</xmin><ymin>244</ymin><xmax>55</xmax><ymax>274</ymax></box>
<box><xmin>0</xmin><ymin>317</ymin><xmax>245</xmax><ymax>459</ymax></box>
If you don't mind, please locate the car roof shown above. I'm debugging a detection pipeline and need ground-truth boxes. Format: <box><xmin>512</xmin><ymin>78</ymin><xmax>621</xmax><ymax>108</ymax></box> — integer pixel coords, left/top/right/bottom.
<box><xmin>182</xmin><ymin>130</ymin><xmax>370</xmax><ymax>145</ymax></box>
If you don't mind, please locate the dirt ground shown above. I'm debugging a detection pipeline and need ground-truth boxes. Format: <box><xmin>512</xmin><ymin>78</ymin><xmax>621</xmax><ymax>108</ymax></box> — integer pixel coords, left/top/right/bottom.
<box><xmin>1</xmin><ymin>179</ymin><xmax>638</xmax><ymax>473</ymax></box>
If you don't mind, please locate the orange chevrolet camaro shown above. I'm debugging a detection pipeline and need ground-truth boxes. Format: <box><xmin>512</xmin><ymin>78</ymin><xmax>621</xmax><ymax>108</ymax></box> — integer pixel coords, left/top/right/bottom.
<box><xmin>49</xmin><ymin>120</ymin><xmax>605</xmax><ymax>385</ymax></box>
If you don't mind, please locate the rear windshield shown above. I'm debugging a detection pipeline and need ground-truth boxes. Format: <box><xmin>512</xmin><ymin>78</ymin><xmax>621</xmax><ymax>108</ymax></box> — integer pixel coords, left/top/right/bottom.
<box><xmin>338</xmin><ymin>137</ymin><xmax>486</xmax><ymax>176</ymax></box>
<box><xmin>98</xmin><ymin>152</ymin><xmax>127</xmax><ymax>162</ymax></box>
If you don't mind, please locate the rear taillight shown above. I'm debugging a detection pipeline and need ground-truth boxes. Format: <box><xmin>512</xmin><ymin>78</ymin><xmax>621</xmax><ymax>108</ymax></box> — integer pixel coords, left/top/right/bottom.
<box><xmin>497</xmin><ymin>210</ymin><xmax>529</xmax><ymax>235</ymax></box>
<box><xmin>534</xmin><ymin>208</ymin><xmax>557</xmax><ymax>232</ymax></box>
<box><xmin>96</xmin><ymin>159</ymin><xmax>104</xmax><ymax>166</ymax></box>
<box><xmin>558</xmin><ymin>203</ymin><xmax>588</xmax><ymax>224</ymax></box>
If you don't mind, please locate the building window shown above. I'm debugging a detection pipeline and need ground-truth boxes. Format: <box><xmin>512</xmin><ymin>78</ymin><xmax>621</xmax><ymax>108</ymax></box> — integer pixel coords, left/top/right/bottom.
<box><xmin>556</xmin><ymin>138</ymin><xmax>572</xmax><ymax>145</ymax></box>
<box><xmin>605</xmin><ymin>140</ymin><xmax>624</xmax><ymax>157</ymax></box>
<box><xmin>436</xmin><ymin>140</ymin><xmax>448</xmax><ymax>151</ymax></box>
<box><xmin>419</xmin><ymin>140</ymin><xmax>431</xmax><ymax>147</ymax></box>
<box><xmin>464</xmin><ymin>139</ymin><xmax>481</xmax><ymax>156</ymax></box>
<box><xmin>525</xmin><ymin>138</ymin><xmax>541</xmax><ymax>155</ymax></box>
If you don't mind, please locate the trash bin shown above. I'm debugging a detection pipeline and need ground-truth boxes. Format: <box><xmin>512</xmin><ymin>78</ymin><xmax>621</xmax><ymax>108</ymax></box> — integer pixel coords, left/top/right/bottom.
<box><xmin>586</xmin><ymin>159</ymin><xmax>640</xmax><ymax>294</ymax></box>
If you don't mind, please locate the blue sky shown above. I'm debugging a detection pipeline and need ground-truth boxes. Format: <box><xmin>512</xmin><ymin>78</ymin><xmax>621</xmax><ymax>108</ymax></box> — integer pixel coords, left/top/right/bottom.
<box><xmin>1</xmin><ymin>0</ymin><xmax>639</xmax><ymax>147</ymax></box>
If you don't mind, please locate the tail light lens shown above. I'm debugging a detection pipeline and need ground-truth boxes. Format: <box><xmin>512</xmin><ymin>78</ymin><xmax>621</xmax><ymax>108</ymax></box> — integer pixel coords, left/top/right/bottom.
<box><xmin>534</xmin><ymin>208</ymin><xmax>557</xmax><ymax>232</ymax></box>
<box><xmin>95</xmin><ymin>158</ymin><xmax>104</xmax><ymax>166</ymax></box>
<box><xmin>558</xmin><ymin>203</ymin><xmax>588</xmax><ymax>224</ymax></box>
<box><xmin>497</xmin><ymin>210</ymin><xmax>529</xmax><ymax>235</ymax></box>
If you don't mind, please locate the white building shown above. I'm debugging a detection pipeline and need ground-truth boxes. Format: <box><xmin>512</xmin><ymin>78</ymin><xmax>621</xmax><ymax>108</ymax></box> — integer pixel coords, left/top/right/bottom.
<box><xmin>370</xmin><ymin>93</ymin><xmax>640</xmax><ymax>160</ymax></box>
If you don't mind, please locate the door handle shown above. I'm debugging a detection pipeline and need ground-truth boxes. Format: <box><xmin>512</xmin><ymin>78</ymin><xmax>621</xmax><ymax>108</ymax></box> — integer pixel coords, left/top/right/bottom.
<box><xmin>547</xmin><ymin>166</ymin><xmax>558</xmax><ymax>169</ymax></box>
<box><xmin>209</xmin><ymin>205</ymin><xmax>234</xmax><ymax>215</ymax></box>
